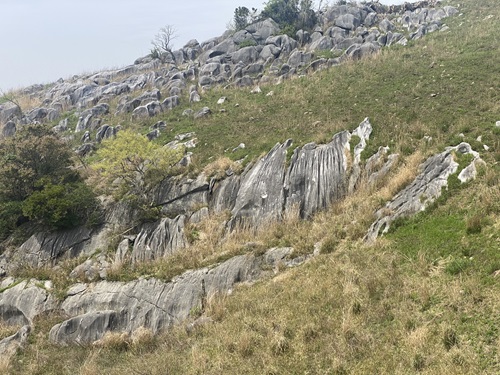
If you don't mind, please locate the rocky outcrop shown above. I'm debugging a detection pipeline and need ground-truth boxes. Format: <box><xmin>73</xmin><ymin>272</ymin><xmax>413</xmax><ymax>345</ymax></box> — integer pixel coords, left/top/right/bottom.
<box><xmin>365</xmin><ymin>143</ymin><xmax>481</xmax><ymax>242</ymax></box>
<box><xmin>0</xmin><ymin>279</ymin><xmax>57</xmax><ymax>326</ymax></box>
<box><xmin>229</xmin><ymin>140</ymin><xmax>291</xmax><ymax>229</ymax></box>
<box><xmin>131</xmin><ymin>216</ymin><xmax>187</xmax><ymax>263</ymax></box>
<box><xmin>13</xmin><ymin>227</ymin><xmax>94</xmax><ymax>269</ymax></box>
<box><xmin>0</xmin><ymin>325</ymin><xmax>31</xmax><ymax>359</ymax></box>
<box><xmin>48</xmin><ymin>247</ymin><xmax>300</xmax><ymax>345</ymax></box>
<box><xmin>0</xmin><ymin>1</ymin><xmax>457</xmax><ymax>134</ymax></box>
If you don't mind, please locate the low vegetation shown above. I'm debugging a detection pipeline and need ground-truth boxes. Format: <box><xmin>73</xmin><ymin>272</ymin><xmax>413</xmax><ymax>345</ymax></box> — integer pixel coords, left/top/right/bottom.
<box><xmin>1</xmin><ymin>0</ymin><xmax>499</xmax><ymax>373</ymax></box>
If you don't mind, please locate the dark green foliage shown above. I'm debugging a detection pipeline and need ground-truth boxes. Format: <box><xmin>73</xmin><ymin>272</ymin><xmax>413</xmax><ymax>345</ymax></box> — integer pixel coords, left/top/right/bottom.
<box><xmin>261</xmin><ymin>0</ymin><xmax>316</xmax><ymax>34</ymax></box>
<box><xmin>0</xmin><ymin>125</ymin><xmax>100</xmax><ymax>238</ymax></box>
<box><xmin>234</xmin><ymin>6</ymin><xmax>251</xmax><ymax>30</ymax></box>
<box><xmin>0</xmin><ymin>201</ymin><xmax>23</xmax><ymax>240</ymax></box>
<box><xmin>0</xmin><ymin>125</ymin><xmax>74</xmax><ymax>202</ymax></box>
<box><xmin>22</xmin><ymin>181</ymin><xmax>100</xmax><ymax>230</ymax></box>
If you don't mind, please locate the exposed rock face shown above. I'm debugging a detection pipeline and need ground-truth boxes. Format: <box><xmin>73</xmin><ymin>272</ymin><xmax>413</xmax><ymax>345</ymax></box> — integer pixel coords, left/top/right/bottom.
<box><xmin>14</xmin><ymin>227</ymin><xmax>94</xmax><ymax>268</ymax></box>
<box><xmin>229</xmin><ymin>140</ymin><xmax>292</xmax><ymax>229</ymax></box>
<box><xmin>0</xmin><ymin>325</ymin><xmax>31</xmax><ymax>358</ymax></box>
<box><xmin>0</xmin><ymin>279</ymin><xmax>57</xmax><ymax>326</ymax></box>
<box><xmin>365</xmin><ymin>143</ymin><xmax>481</xmax><ymax>242</ymax></box>
<box><xmin>131</xmin><ymin>216</ymin><xmax>187</xmax><ymax>263</ymax></box>
<box><xmin>285</xmin><ymin>132</ymin><xmax>351</xmax><ymax>218</ymax></box>
<box><xmin>49</xmin><ymin>247</ymin><xmax>300</xmax><ymax>345</ymax></box>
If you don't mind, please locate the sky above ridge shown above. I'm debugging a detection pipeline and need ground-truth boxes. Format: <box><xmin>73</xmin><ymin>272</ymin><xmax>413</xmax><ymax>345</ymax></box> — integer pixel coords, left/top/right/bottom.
<box><xmin>0</xmin><ymin>0</ymin><xmax>405</xmax><ymax>90</ymax></box>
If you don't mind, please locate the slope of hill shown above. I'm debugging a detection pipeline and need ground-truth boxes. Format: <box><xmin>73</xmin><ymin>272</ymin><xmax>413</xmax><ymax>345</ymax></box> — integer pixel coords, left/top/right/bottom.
<box><xmin>0</xmin><ymin>0</ymin><xmax>498</xmax><ymax>373</ymax></box>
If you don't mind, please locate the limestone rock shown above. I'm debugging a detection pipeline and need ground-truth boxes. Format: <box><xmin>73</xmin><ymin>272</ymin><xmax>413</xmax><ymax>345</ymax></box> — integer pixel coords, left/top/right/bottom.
<box><xmin>131</xmin><ymin>216</ymin><xmax>187</xmax><ymax>263</ymax></box>
<box><xmin>285</xmin><ymin>131</ymin><xmax>351</xmax><ymax>218</ymax></box>
<box><xmin>0</xmin><ymin>279</ymin><xmax>58</xmax><ymax>326</ymax></box>
<box><xmin>366</xmin><ymin>143</ymin><xmax>480</xmax><ymax>241</ymax></box>
<box><xmin>228</xmin><ymin>140</ymin><xmax>292</xmax><ymax>229</ymax></box>
<box><xmin>0</xmin><ymin>325</ymin><xmax>31</xmax><ymax>358</ymax></box>
<box><xmin>49</xmin><ymin>310</ymin><xmax>122</xmax><ymax>346</ymax></box>
<box><xmin>49</xmin><ymin>247</ymin><xmax>301</xmax><ymax>345</ymax></box>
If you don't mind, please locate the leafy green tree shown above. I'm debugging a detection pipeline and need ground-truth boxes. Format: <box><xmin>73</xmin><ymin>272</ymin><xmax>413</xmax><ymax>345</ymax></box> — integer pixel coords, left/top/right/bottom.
<box><xmin>22</xmin><ymin>181</ymin><xmax>99</xmax><ymax>230</ymax></box>
<box><xmin>234</xmin><ymin>6</ymin><xmax>251</xmax><ymax>30</ymax></box>
<box><xmin>91</xmin><ymin>130</ymin><xmax>184</xmax><ymax>205</ymax></box>
<box><xmin>0</xmin><ymin>125</ymin><xmax>100</xmax><ymax>238</ymax></box>
<box><xmin>260</xmin><ymin>0</ymin><xmax>316</xmax><ymax>35</ymax></box>
<box><xmin>0</xmin><ymin>125</ymin><xmax>74</xmax><ymax>202</ymax></box>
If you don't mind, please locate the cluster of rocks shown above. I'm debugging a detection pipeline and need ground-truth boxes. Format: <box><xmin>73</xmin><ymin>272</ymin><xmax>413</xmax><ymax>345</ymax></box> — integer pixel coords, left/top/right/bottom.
<box><xmin>0</xmin><ymin>1</ymin><xmax>459</xmax><ymax>146</ymax></box>
<box><xmin>0</xmin><ymin>110</ymin><xmax>482</xmax><ymax>348</ymax></box>
<box><xmin>0</xmin><ymin>0</ymin><xmax>472</xmax><ymax>354</ymax></box>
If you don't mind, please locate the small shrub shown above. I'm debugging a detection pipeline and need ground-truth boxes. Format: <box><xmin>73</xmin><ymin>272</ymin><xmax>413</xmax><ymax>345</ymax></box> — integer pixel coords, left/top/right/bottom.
<box><xmin>238</xmin><ymin>39</ymin><xmax>257</xmax><ymax>49</ymax></box>
<box><xmin>320</xmin><ymin>237</ymin><xmax>339</xmax><ymax>254</ymax></box>
<box><xmin>413</xmin><ymin>353</ymin><xmax>426</xmax><ymax>371</ymax></box>
<box><xmin>443</xmin><ymin>327</ymin><xmax>459</xmax><ymax>350</ymax></box>
<box><xmin>445</xmin><ymin>258</ymin><xmax>469</xmax><ymax>275</ymax></box>
<box><xmin>466</xmin><ymin>214</ymin><xmax>484</xmax><ymax>234</ymax></box>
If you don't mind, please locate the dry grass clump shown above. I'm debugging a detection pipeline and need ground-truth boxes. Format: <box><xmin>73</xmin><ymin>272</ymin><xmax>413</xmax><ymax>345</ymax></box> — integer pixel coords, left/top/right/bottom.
<box><xmin>202</xmin><ymin>157</ymin><xmax>243</xmax><ymax>179</ymax></box>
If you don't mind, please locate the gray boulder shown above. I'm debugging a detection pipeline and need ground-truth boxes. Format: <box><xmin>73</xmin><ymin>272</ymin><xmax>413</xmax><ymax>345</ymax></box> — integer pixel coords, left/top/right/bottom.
<box><xmin>335</xmin><ymin>13</ymin><xmax>361</xmax><ymax>30</ymax></box>
<box><xmin>246</xmin><ymin>18</ymin><xmax>280</xmax><ymax>43</ymax></box>
<box><xmin>231</xmin><ymin>46</ymin><xmax>260</xmax><ymax>65</ymax></box>
<box><xmin>266</xmin><ymin>35</ymin><xmax>298</xmax><ymax>55</ymax></box>
<box><xmin>201</xmin><ymin>62</ymin><xmax>221</xmax><ymax>76</ymax></box>
<box><xmin>366</xmin><ymin>143</ymin><xmax>480</xmax><ymax>241</ymax></box>
<box><xmin>162</xmin><ymin>95</ymin><xmax>180</xmax><ymax>110</ymax></box>
<box><xmin>0</xmin><ymin>102</ymin><xmax>22</xmax><ymax>124</ymax></box>
<box><xmin>228</xmin><ymin>140</ymin><xmax>292</xmax><ymax>229</ymax></box>
<box><xmin>346</xmin><ymin>42</ymin><xmax>380</xmax><ymax>60</ymax></box>
<box><xmin>1</xmin><ymin>121</ymin><xmax>16</xmax><ymax>138</ymax></box>
<box><xmin>308</xmin><ymin>36</ymin><xmax>334</xmax><ymax>51</ymax></box>
<box><xmin>95</xmin><ymin>124</ymin><xmax>117</xmax><ymax>142</ymax></box>
<box><xmin>0</xmin><ymin>279</ymin><xmax>57</xmax><ymax>326</ymax></box>
<box><xmin>287</xmin><ymin>51</ymin><xmax>313</xmax><ymax>68</ymax></box>
<box><xmin>189</xmin><ymin>90</ymin><xmax>201</xmax><ymax>103</ymax></box>
<box><xmin>131</xmin><ymin>216</ymin><xmax>187</xmax><ymax>263</ymax></box>
<box><xmin>194</xmin><ymin>107</ymin><xmax>211</xmax><ymax>119</ymax></box>
<box><xmin>52</xmin><ymin>118</ymin><xmax>68</xmax><ymax>133</ymax></box>
<box><xmin>379</xmin><ymin>18</ymin><xmax>395</xmax><ymax>33</ymax></box>
<box><xmin>0</xmin><ymin>325</ymin><xmax>31</xmax><ymax>358</ymax></box>
<box><xmin>259</xmin><ymin>43</ymin><xmax>281</xmax><ymax>61</ymax></box>
<box><xmin>76</xmin><ymin>143</ymin><xmax>95</xmax><ymax>157</ymax></box>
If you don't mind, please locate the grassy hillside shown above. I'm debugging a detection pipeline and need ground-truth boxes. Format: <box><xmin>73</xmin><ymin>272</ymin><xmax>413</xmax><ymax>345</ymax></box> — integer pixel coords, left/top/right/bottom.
<box><xmin>4</xmin><ymin>0</ymin><xmax>499</xmax><ymax>373</ymax></box>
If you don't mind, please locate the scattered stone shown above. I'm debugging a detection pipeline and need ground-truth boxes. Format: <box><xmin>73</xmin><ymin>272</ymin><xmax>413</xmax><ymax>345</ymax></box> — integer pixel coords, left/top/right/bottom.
<box><xmin>175</xmin><ymin>132</ymin><xmax>196</xmax><ymax>141</ymax></box>
<box><xmin>251</xmin><ymin>86</ymin><xmax>262</xmax><ymax>94</ymax></box>
<box><xmin>232</xmin><ymin>143</ymin><xmax>246</xmax><ymax>152</ymax></box>
<box><xmin>217</xmin><ymin>97</ymin><xmax>227</xmax><ymax>105</ymax></box>
<box><xmin>194</xmin><ymin>107</ymin><xmax>211</xmax><ymax>119</ymax></box>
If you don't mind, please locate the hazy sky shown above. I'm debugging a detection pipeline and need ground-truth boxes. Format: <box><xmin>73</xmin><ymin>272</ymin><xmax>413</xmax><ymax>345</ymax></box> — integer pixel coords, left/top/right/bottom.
<box><xmin>0</xmin><ymin>0</ymin><xmax>405</xmax><ymax>90</ymax></box>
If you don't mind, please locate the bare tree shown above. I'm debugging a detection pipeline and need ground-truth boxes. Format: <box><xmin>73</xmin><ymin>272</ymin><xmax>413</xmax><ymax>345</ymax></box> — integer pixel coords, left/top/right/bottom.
<box><xmin>151</xmin><ymin>25</ymin><xmax>178</xmax><ymax>55</ymax></box>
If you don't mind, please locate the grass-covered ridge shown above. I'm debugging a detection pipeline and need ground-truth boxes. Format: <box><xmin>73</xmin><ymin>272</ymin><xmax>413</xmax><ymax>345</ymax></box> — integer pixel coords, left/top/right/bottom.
<box><xmin>3</xmin><ymin>0</ymin><xmax>500</xmax><ymax>373</ymax></box>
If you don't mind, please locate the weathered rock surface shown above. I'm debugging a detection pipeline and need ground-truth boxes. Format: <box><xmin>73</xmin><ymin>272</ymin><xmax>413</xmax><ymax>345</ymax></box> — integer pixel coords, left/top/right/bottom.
<box><xmin>0</xmin><ymin>279</ymin><xmax>57</xmax><ymax>326</ymax></box>
<box><xmin>285</xmin><ymin>132</ymin><xmax>351</xmax><ymax>218</ymax></box>
<box><xmin>365</xmin><ymin>142</ymin><xmax>481</xmax><ymax>241</ymax></box>
<box><xmin>0</xmin><ymin>325</ymin><xmax>31</xmax><ymax>358</ymax></box>
<box><xmin>131</xmin><ymin>216</ymin><xmax>187</xmax><ymax>263</ymax></box>
<box><xmin>13</xmin><ymin>227</ymin><xmax>94</xmax><ymax>268</ymax></box>
<box><xmin>48</xmin><ymin>247</ymin><xmax>301</xmax><ymax>345</ymax></box>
